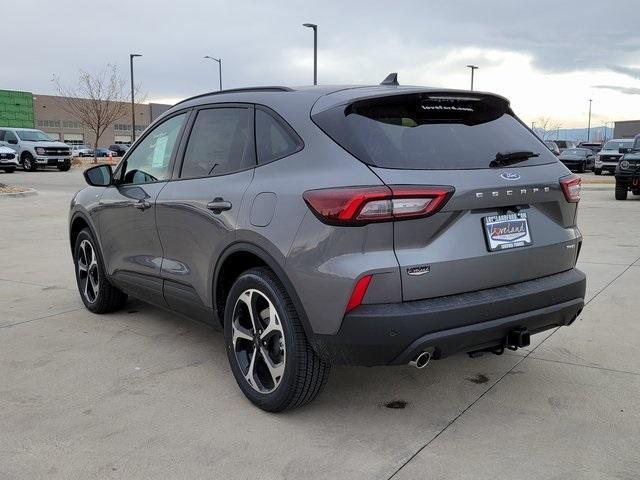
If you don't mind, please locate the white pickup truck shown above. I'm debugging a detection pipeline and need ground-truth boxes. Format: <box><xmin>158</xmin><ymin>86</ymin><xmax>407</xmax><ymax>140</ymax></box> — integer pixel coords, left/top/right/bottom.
<box><xmin>0</xmin><ymin>127</ymin><xmax>71</xmax><ymax>171</ymax></box>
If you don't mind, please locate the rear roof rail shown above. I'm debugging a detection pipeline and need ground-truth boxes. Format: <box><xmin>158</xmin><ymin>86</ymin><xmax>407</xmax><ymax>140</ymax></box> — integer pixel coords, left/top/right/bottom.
<box><xmin>173</xmin><ymin>86</ymin><xmax>294</xmax><ymax>107</ymax></box>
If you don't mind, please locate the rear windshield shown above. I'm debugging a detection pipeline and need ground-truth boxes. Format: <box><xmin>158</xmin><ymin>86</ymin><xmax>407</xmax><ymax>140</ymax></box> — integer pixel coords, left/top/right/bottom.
<box><xmin>312</xmin><ymin>93</ymin><xmax>556</xmax><ymax>170</ymax></box>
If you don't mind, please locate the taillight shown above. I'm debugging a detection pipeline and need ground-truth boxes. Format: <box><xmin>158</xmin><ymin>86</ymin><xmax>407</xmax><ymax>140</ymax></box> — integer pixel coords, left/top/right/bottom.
<box><xmin>560</xmin><ymin>174</ymin><xmax>581</xmax><ymax>203</ymax></box>
<box><xmin>303</xmin><ymin>185</ymin><xmax>454</xmax><ymax>226</ymax></box>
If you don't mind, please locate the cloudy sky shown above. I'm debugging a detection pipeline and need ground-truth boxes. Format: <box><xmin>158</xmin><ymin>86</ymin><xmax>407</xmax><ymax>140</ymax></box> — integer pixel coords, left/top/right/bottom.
<box><xmin>5</xmin><ymin>0</ymin><xmax>640</xmax><ymax>128</ymax></box>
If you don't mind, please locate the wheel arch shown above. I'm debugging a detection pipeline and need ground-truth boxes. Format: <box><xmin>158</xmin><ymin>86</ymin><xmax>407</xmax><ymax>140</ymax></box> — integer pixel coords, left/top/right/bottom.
<box><xmin>69</xmin><ymin>212</ymin><xmax>99</xmax><ymax>254</ymax></box>
<box><xmin>213</xmin><ymin>242</ymin><xmax>315</xmax><ymax>341</ymax></box>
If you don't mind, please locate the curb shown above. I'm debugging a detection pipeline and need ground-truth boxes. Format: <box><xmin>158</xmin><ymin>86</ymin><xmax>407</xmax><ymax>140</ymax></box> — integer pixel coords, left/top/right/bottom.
<box><xmin>0</xmin><ymin>188</ymin><xmax>38</xmax><ymax>199</ymax></box>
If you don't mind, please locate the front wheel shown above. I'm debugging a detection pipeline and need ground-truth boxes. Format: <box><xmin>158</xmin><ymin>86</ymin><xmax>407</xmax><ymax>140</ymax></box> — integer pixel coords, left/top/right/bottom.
<box><xmin>615</xmin><ymin>184</ymin><xmax>628</xmax><ymax>201</ymax></box>
<box><xmin>73</xmin><ymin>228</ymin><xmax>127</xmax><ymax>313</ymax></box>
<box><xmin>22</xmin><ymin>154</ymin><xmax>36</xmax><ymax>171</ymax></box>
<box><xmin>57</xmin><ymin>165</ymin><xmax>70</xmax><ymax>171</ymax></box>
<box><xmin>2</xmin><ymin>167</ymin><xmax>15</xmax><ymax>173</ymax></box>
<box><xmin>577</xmin><ymin>161</ymin><xmax>586</xmax><ymax>173</ymax></box>
<box><xmin>594</xmin><ymin>169</ymin><xmax>602</xmax><ymax>175</ymax></box>
<box><xmin>224</xmin><ymin>267</ymin><xmax>330</xmax><ymax>412</ymax></box>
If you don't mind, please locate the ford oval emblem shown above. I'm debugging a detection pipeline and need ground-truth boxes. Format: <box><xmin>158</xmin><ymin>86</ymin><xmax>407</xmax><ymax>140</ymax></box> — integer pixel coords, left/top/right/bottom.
<box><xmin>500</xmin><ymin>172</ymin><xmax>521</xmax><ymax>181</ymax></box>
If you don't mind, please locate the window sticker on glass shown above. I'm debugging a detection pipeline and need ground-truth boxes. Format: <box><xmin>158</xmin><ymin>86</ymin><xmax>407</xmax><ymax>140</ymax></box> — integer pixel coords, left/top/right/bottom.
<box><xmin>152</xmin><ymin>135</ymin><xmax>168</xmax><ymax>167</ymax></box>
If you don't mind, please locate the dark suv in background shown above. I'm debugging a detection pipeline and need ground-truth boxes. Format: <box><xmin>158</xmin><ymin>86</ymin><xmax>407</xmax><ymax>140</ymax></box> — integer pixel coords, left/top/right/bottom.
<box><xmin>108</xmin><ymin>144</ymin><xmax>129</xmax><ymax>157</ymax></box>
<box><xmin>69</xmin><ymin>80</ymin><xmax>586</xmax><ymax>411</ymax></box>
<box><xmin>615</xmin><ymin>134</ymin><xmax>640</xmax><ymax>200</ymax></box>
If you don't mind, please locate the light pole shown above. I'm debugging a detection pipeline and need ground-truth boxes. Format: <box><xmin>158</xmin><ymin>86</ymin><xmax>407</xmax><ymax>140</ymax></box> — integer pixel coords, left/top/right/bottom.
<box><xmin>466</xmin><ymin>65</ymin><xmax>478</xmax><ymax>91</ymax></box>
<box><xmin>204</xmin><ymin>56</ymin><xmax>222</xmax><ymax>91</ymax></box>
<box><xmin>130</xmin><ymin>53</ymin><xmax>142</xmax><ymax>143</ymax></box>
<box><xmin>303</xmin><ymin>23</ymin><xmax>318</xmax><ymax>85</ymax></box>
<box><xmin>587</xmin><ymin>99</ymin><xmax>592</xmax><ymax>141</ymax></box>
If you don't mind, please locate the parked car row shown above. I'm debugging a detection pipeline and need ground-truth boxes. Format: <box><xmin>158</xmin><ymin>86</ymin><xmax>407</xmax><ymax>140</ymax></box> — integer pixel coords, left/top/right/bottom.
<box><xmin>0</xmin><ymin>127</ymin><xmax>71</xmax><ymax>171</ymax></box>
<box><xmin>0</xmin><ymin>126</ymin><xmax>132</xmax><ymax>173</ymax></box>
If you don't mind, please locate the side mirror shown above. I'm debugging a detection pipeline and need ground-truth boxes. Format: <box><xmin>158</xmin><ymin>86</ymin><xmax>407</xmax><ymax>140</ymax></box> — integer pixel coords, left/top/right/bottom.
<box><xmin>619</xmin><ymin>147</ymin><xmax>631</xmax><ymax>154</ymax></box>
<box><xmin>8</xmin><ymin>138</ymin><xmax>18</xmax><ymax>145</ymax></box>
<box><xmin>84</xmin><ymin>164</ymin><xmax>113</xmax><ymax>186</ymax></box>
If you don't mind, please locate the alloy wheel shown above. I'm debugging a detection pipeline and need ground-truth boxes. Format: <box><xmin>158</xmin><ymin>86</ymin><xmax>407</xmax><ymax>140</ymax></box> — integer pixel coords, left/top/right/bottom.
<box><xmin>77</xmin><ymin>239</ymin><xmax>100</xmax><ymax>303</ymax></box>
<box><xmin>231</xmin><ymin>289</ymin><xmax>286</xmax><ymax>394</ymax></box>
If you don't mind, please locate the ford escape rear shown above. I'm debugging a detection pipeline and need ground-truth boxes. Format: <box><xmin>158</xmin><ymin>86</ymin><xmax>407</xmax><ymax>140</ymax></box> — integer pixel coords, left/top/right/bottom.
<box><xmin>69</xmin><ymin>79</ymin><xmax>586</xmax><ymax>411</ymax></box>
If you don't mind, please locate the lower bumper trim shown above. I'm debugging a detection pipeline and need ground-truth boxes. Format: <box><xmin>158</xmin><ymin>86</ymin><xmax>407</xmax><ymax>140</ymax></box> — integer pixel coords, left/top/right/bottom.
<box><xmin>313</xmin><ymin>269</ymin><xmax>586</xmax><ymax>366</ymax></box>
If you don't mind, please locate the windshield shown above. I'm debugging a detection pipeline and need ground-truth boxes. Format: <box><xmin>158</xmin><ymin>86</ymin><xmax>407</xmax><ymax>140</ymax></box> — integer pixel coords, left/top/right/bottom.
<box><xmin>15</xmin><ymin>130</ymin><xmax>52</xmax><ymax>142</ymax></box>
<box><xmin>312</xmin><ymin>93</ymin><xmax>555</xmax><ymax>170</ymax></box>
<box><xmin>603</xmin><ymin>140</ymin><xmax>633</xmax><ymax>150</ymax></box>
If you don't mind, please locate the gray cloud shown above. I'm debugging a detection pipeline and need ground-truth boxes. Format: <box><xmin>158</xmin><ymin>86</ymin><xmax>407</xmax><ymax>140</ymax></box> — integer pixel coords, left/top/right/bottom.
<box><xmin>607</xmin><ymin>65</ymin><xmax>640</xmax><ymax>80</ymax></box>
<box><xmin>594</xmin><ymin>85</ymin><xmax>640</xmax><ymax>95</ymax></box>
<box><xmin>3</xmin><ymin>0</ymin><xmax>640</xmax><ymax>101</ymax></box>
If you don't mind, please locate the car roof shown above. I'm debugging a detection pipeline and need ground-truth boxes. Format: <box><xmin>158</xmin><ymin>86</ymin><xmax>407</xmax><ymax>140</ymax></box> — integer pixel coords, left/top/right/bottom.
<box><xmin>165</xmin><ymin>84</ymin><xmax>511</xmax><ymax>117</ymax></box>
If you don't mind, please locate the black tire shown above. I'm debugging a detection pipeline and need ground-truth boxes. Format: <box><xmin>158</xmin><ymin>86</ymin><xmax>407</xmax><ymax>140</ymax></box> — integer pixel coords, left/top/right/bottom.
<box><xmin>2</xmin><ymin>167</ymin><xmax>15</xmax><ymax>173</ymax></box>
<box><xmin>633</xmin><ymin>190</ymin><xmax>640</xmax><ymax>196</ymax></box>
<box><xmin>22</xmin><ymin>153</ymin><xmax>36</xmax><ymax>171</ymax></box>
<box><xmin>224</xmin><ymin>267</ymin><xmax>330</xmax><ymax>412</ymax></box>
<box><xmin>577</xmin><ymin>161</ymin><xmax>586</xmax><ymax>173</ymax></box>
<box><xmin>57</xmin><ymin>165</ymin><xmax>71</xmax><ymax>171</ymax></box>
<box><xmin>615</xmin><ymin>184</ymin><xmax>628</xmax><ymax>201</ymax></box>
<box><xmin>73</xmin><ymin>228</ymin><xmax>127</xmax><ymax>313</ymax></box>
<box><xmin>594</xmin><ymin>169</ymin><xmax>602</xmax><ymax>175</ymax></box>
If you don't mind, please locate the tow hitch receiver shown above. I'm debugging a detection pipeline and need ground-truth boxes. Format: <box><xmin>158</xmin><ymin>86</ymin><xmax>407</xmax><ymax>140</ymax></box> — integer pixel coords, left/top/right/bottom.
<box><xmin>506</xmin><ymin>328</ymin><xmax>530</xmax><ymax>350</ymax></box>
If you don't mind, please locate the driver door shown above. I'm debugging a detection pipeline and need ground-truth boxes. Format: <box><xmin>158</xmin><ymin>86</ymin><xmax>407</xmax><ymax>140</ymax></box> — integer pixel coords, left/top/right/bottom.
<box><xmin>95</xmin><ymin>111</ymin><xmax>189</xmax><ymax>306</ymax></box>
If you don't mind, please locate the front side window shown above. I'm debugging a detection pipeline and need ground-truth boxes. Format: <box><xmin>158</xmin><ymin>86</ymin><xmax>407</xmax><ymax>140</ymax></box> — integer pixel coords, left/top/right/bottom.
<box><xmin>5</xmin><ymin>131</ymin><xmax>18</xmax><ymax>143</ymax></box>
<box><xmin>255</xmin><ymin>108</ymin><xmax>302</xmax><ymax>164</ymax></box>
<box><xmin>180</xmin><ymin>107</ymin><xmax>254</xmax><ymax>178</ymax></box>
<box><xmin>119</xmin><ymin>113</ymin><xmax>186</xmax><ymax>185</ymax></box>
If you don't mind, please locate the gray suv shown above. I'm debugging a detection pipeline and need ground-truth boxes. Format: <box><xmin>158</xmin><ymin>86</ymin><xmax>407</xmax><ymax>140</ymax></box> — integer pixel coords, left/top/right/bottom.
<box><xmin>69</xmin><ymin>81</ymin><xmax>586</xmax><ymax>411</ymax></box>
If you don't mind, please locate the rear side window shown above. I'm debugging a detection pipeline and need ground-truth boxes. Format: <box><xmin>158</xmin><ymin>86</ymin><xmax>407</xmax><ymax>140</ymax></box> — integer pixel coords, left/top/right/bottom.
<box><xmin>181</xmin><ymin>107</ymin><xmax>254</xmax><ymax>178</ymax></box>
<box><xmin>255</xmin><ymin>108</ymin><xmax>302</xmax><ymax>164</ymax></box>
<box><xmin>312</xmin><ymin>93</ymin><xmax>555</xmax><ymax>170</ymax></box>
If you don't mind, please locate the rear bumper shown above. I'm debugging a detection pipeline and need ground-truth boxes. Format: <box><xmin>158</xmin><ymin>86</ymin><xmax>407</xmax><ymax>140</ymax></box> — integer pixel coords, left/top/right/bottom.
<box><xmin>313</xmin><ymin>269</ymin><xmax>586</xmax><ymax>366</ymax></box>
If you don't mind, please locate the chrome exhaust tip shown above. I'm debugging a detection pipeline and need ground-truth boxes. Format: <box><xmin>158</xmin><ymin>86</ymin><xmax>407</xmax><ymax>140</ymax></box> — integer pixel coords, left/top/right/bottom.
<box><xmin>409</xmin><ymin>351</ymin><xmax>431</xmax><ymax>369</ymax></box>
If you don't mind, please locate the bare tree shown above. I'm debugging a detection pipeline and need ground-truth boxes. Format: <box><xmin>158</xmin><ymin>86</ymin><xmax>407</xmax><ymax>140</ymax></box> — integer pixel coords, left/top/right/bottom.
<box><xmin>532</xmin><ymin>116</ymin><xmax>563</xmax><ymax>140</ymax></box>
<box><xmin>53</xmin><ymin>65</ymin><xmax>142</xmax><ymax>163</ymax></box>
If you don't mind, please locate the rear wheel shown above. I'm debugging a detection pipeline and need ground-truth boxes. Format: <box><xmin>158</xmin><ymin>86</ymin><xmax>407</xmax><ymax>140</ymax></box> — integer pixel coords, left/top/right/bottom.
<box><xmin>224</xmin><ymin>267</ymin><xmax>330</xmax><ymax>412</ymax></box>
<box><xmin>22</xmin><ymin>154</ymin><xmax>36</xmax><ymax>171</ymax></box>
<box><xmin>73</xmin><ymin>228</ymin><xmax>127</xmax><ymax>313</ymax></box>
<box><xmin>615</xmin><ymin>184</ymin><xmax>628</xmax><ymax>201</ymax></box>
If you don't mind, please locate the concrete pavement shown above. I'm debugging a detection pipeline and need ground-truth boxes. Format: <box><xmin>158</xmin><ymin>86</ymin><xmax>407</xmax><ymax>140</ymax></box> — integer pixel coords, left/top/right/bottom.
<box><xmin>0</xmin><ymin>169</ymin><xmax>638</xmax><ymax>479</ymax></box>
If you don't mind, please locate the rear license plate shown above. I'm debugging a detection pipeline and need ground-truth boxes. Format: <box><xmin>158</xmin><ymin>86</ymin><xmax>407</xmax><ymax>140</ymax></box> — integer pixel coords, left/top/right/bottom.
<box><xmin>483</xmin><ymin>212</ymin><xmax>532</xmax><ymax>252</ymax></box>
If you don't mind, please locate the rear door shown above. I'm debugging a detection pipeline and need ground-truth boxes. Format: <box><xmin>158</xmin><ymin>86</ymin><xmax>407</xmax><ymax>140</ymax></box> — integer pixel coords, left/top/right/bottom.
<box><xmin>155</xmin><ymin>104</ymin><xmax>255</xmax><ymax>323</ymax></box>
<box><xmin>313</xmin><ymin>92</ymin><xmax>581</xmax><ymax>301</ymax></box>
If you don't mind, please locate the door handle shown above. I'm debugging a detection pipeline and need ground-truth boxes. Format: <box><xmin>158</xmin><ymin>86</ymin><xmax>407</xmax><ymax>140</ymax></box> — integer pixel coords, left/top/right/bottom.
<box><xmin>206</xmin><ymin>198</ymin><xmax>232</xmax><ymax>213</ymax></box>
<box><xmin>133</xmin><ymin>199</ymin><xmax>152</xmax><ymax>210</ymax></box>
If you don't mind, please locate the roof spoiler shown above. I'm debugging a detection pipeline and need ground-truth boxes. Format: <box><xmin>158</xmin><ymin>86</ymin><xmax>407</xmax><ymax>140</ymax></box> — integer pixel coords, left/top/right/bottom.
<box><xmin>380</xmin><ymin>73</ymin><xmax>399</xmax><ymax>86</ymax></box>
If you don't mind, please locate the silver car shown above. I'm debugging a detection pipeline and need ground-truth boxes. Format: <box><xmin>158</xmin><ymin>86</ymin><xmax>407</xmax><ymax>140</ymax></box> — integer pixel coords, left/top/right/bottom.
<box><xmin>69</xmin><ymin>80</ymin><xmax>586</xmax><ymax>411</ymax></box>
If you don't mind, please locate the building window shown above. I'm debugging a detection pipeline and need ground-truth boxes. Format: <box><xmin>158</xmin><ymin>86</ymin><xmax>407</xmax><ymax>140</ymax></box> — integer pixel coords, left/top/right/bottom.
<box><xmin>37</xmin><ymin>119</ymin><xmax>61</xmax><ymax>128</ymax></box>
<box><xmin>62</xmin><ymin>121</ymin><xmax>82</xmax><ymax>129</ymax></box>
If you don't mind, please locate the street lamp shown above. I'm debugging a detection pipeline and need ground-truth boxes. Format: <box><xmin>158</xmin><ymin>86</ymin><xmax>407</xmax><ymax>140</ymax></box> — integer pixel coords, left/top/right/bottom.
<box><xmin>466</xmin><ymin>65</ymin><xmax>478</xmax><ymax>91</ymax></box>
<box><xmin>587</xmin><ymin>99</ymin><xmax>593</xmax><ymax>141</ymax></box>
<box><xmin>303</xmin><ymin>23</ymin><xmax>318</xmax><ymax>85</ymax></box>
<box><xmin>129</xmin><ymin>53</ymin><xmax>142</xmax><ymax>143</ymax></box>
<box><xmin>204</xmin><ymin>56</ymin><xmax>223</xmax><ymax>91</ymax></box>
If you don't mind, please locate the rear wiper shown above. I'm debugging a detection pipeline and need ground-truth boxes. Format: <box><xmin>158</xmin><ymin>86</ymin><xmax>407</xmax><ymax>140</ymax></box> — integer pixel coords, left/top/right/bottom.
<box><xmin>490</xmin><ymin>151</ymin><xmax>539</xmax><ymax>168</ymax></box>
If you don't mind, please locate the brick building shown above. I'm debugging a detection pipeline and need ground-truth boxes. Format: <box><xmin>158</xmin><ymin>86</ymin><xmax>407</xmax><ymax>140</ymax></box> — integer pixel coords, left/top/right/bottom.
<box><xmin>0</xmin><ymin>89</ymin><xmax>170</xmax><ymax>146</ymax></box>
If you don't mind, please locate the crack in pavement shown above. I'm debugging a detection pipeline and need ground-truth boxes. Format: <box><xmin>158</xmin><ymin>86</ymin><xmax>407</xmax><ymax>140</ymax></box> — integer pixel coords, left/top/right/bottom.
<box><xmin>387</xmin><ymin>255</ymin><xmax>640</xmax><ymax>480</ymax></box>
